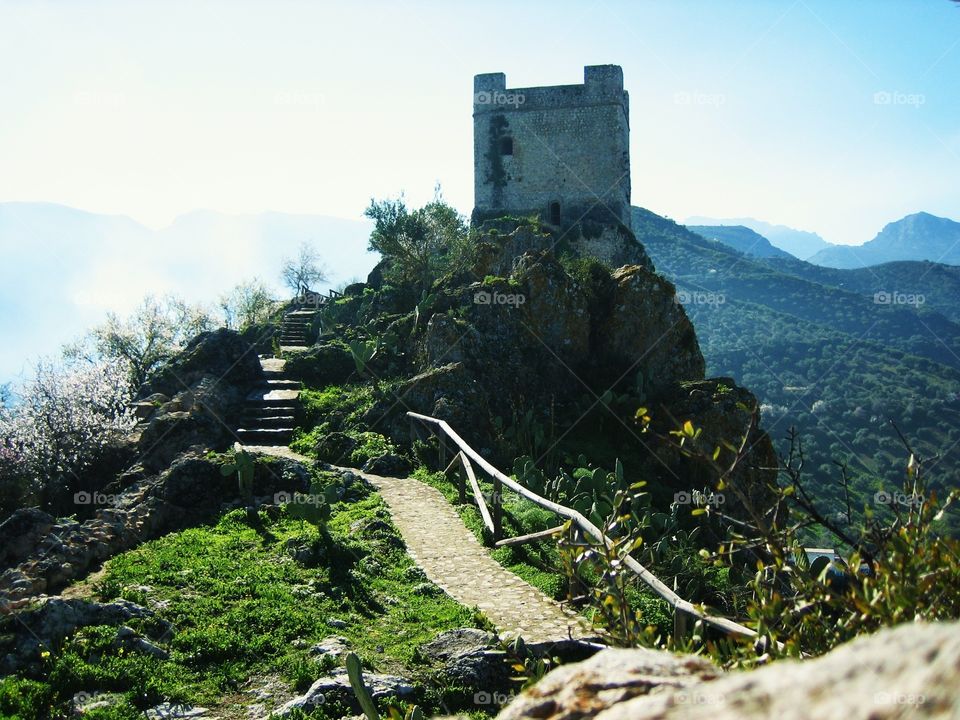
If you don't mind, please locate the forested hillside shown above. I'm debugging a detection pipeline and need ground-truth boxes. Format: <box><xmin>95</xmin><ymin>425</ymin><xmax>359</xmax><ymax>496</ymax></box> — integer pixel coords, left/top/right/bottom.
<box><xmin>634</xmin><ymin>207</ymin><xmax>960</xmax><ymax>539</ymax></box>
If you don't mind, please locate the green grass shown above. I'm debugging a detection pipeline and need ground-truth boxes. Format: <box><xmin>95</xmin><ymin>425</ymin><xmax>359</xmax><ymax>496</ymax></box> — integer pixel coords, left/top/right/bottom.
<box><xmin>0</xmin><ymin>492</ymin><xmax>483</xmax><ymax>720</ymax></box>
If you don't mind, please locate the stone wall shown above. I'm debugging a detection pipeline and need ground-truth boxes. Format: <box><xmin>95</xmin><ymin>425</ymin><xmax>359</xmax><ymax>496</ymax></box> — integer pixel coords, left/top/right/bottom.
<box><xmin>473</xmin><ymin>66</ymin><xmax>631</xmax><ymax>231</ymax></box>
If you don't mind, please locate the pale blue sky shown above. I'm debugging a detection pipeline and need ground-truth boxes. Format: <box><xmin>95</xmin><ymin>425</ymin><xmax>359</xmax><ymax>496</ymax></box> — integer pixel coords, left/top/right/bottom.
<box><xmin>1</xmin><ymin>0</ymin><xmax>958</xmax><ymax>245</ymax></box>
<box><xmin>2</xmin><ymin>0</ymin><xmax>960</xmax><ymax>383</ymax></box>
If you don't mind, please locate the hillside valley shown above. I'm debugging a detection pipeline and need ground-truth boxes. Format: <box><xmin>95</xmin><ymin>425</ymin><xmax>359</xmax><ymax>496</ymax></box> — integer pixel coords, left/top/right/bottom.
<box><xmin>635</xmin><ymin>207</ymin><xmax>960</xmax><ymax>539</ymax></box>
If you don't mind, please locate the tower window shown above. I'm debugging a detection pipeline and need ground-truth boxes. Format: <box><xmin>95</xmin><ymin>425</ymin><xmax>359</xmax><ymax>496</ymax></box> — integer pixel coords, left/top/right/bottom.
<box><xmin>499</xmin><ymin>136</ymin><xmax>513</xmax><ymax>155</ymax></box>
<box><xmin>549</xmin><ymin>201</ymin><xmax>561</xmax><ymax>225</ymax></box>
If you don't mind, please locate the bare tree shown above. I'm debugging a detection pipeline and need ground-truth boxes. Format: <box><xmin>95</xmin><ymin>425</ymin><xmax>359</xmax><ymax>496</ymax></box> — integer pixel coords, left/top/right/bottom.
<box><xmin>280</xmin><ymin>241</ymin><xmax>329</xmax><ymax>295</ymax></box>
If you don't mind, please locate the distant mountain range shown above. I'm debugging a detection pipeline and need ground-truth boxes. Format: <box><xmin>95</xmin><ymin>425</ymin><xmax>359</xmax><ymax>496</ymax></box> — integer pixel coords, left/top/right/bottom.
<box><xmin>686</xmin><ymin>225</ymin><xmax>793</xmax><ymax>260</ymax></box>
<box><xmin>636</xmin><ymin>206</ymin><xmax>960</xmax><ymax>539</ymax></box>
<box><xmin>0</xmin><ymin>202</ymin><xmax>376</xmax><ymax>383</ymax></box>
<box><xmin>806</xmin><ymin>212</ymin><xmax>960</xmax><ymax>268</ymax></box>
<box><xmin>685</xmin><ymin>216</ymin><xmax>833</xmax><ymax>260</ymax></box>
<box><xmin>687</xmin><ymin>212</ymin><xmax>960</xmax><ymax>269</ymax></box>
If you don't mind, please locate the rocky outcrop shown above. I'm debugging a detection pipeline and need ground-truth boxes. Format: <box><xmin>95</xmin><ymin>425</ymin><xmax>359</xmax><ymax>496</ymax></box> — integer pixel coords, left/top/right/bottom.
<box><xmin>601</xmin><ymin>265</ymin><xmax>704</xmax><ymax>395</ymax></box>
<box><xmin>0</xmin><ymin>597</ymin><xmax>157</xmax><ymax>675</ymax></box>
<box><xmin>134</xmin><ymin>329</ymin><xmax>263</xmax><ymax>470</ymax></box>
<box><xmin>0</xmin><ymin>451</ymin><xmax>316</xmax><ymax>610</ymax></box>
<box><xmin>141</xmin><ymin>328</ymin><xmax>262</xmax><ymax>399</ymax></box>
<box><xmin>495</xmin><ymin>621</ymin><xmax>960</xmax><ymax>720</ymax></box>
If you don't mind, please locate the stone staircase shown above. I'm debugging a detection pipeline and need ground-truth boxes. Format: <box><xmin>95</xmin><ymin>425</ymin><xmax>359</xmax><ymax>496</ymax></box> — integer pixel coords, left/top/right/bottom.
<box><xmin>236</xmin><ymin>358</ymin><xmax>300</xmax><ymax>446</ymax></box>
<box><xmin>279</xmin><ymin>309</ymin><xmax>318</xmax><ymax>351</ymax></box>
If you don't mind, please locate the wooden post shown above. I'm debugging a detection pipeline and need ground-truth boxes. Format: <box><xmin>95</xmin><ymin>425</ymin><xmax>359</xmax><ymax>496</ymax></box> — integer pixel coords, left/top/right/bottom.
<box><xmin>492</xmin><ymin>476</ymin><xmax>503</xmax><ymax>542</ymax></box>
<box><xmin>457</xmin><ymin>462</ymin><xmax>467</xmax><ymax>504</ymax></box>
<box><xmin>673</xmin><ymin>606</ymin><xmax>689</xmax><ymax>644</ymax></box>
<box><xmin>409</xmin><ymin>417</ymin><xmax>417</xmax><ymax>445</ymax></box>
<box><xmin>439</xmin><ymin>433</ymin><xmax>447</xmax><ymax>469</ymax></box>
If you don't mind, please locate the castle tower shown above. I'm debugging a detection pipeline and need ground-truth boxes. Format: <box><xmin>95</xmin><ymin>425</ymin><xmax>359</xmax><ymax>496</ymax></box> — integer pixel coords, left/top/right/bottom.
<box><xmin>472</xmin><ymin>65</ymin><xmax>631</xmax><ymax>231</ymax></box>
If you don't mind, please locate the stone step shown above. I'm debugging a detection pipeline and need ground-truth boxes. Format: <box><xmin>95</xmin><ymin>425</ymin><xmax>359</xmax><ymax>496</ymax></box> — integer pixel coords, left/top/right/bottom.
<box><xmin>261</xmin><ymin>379</ymin><xmax>300</xmax><ymax>389</ymax></box>
<box><xmin>248</xmin><ymin>398</ymin><xmax>298</xmax><ymax>410</ymax></box>
<box><xmin>237</xmin><ymin>428</ymin><xmax>294</xmax><ymax>444</ymax></box>
<box><xmin>242</xmin><ymin>415</ymin><xmax>296</xmax><ymax>428</ymax></box>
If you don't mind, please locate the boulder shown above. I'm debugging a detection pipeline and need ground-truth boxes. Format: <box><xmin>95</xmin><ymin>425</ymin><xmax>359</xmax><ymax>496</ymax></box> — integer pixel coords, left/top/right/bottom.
<box><xmin>496</xmin><ymin>621</ymin><xmax>960</xmax><ymax>720</ymax></box>
<box><xmin>141</xmin><ymin>328</ymin><xmax>262</xmax><ymax>399</ymax></box>
<box><xmin>0</xmin><ymin>508</ymin><xmax>55</xmax><ymax>570</ymax></box>
<box><xmin>309</xmin><ymin>635</ymin><xmax>351</xmax><ymax>659</ymax></box>
<box><xmin>267</xmin><ymin>669</ymin><xmax>414</xmax><ymax>718</ymax></box>
<box><xmin>419</xmin><ymin>628</ymin><xmax>510</xmax><ymax>694</ymax></box>
<box><xmin>315</xmin><ymin>432</ymin><xmax>358</xmax><ymax>465</ymax></box>
<box><xmin>495</xmin><ymin>646</ymin><xmax>720</xmax><ymax>720</ymax></box>
<box><xmin>594</xmin><ymin>620</ymin><xmax>960</xmax><ymax>720</ymax></box>
<box><xmin>285</xmin><ymin>341</ymin><xmax>356</xmax><ymax>387</ymax></box>
<box><xmin>362</xmin><ymin>453</ymin><xmax>411</xmax><ymax>477</ymax></box>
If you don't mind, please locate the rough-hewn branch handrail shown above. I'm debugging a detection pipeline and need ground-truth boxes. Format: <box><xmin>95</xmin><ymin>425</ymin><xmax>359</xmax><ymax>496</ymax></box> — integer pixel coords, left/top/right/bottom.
<box><xmin>407</xmin><ymin>411</ymin><xmax>759</xmax><ymax>643</ymax></box>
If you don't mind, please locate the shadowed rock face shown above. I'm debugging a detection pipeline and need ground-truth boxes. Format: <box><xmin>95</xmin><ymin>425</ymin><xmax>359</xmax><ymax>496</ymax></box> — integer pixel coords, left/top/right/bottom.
<box><xmin>357</xmin><ymin>224</ymin><xmax>769</xmax><ymax>508</ymax></box>
<box><xmin>494</xmin><ymin>620</ymin><xmax>960</xmax><ymax>720</ymax></box>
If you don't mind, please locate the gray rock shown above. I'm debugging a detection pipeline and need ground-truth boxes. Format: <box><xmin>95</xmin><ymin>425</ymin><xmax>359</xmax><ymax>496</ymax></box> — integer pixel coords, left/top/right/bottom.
<box><xmin>591</xmin><ymin>621</ymin><xmax>960</xmax><ymax>720</ymax></box>
<box><xmin>0</xmin><ymin>508</ymin><xmax>55</xmax><ymax>569</ymax></box>
<box><xmin>420</xmin><ymin>628</ymin><xmax>498</xmax><ymax>663</ymax></box>
<box><xmin>268</xmin><ymin>668</ymin><xmax>414</xmax><ymax>718</ymax></box>
<box><xmin>1</xmin><ymin>597</ymin><xmax>154</xmax><ymax>674</ymax></box>
<box><xmin>144</xmin><ymin>702</ymin><xmax>211</xmax><ymax>718</ymax></box>
<box><xmin>326</xmin><ymin>618</ymin><xmax>348</xmax><ymax>629</ymax></box>
<box><xmin>309</xmin><ymin>635</ymin><xmax>351</xmax><ymax>658</ymax></box>
<box><xmin>362</xmin><ymin>454</ymin><xmax>412</xmax><ymax>477</ymax></box>
<box><xmin>495</xmin><ymin>646</ymin><xmax>719</xmax><ymax>720</ymax></box>
<box><xmin>114</xmin><ymin>625</ymin><xmax>169</xmax><ymax>659</ymax></box>
<box><xmin>419</xmin><ymin>628</ymin><xmax>511</xmax><ymax>697</ymax></box>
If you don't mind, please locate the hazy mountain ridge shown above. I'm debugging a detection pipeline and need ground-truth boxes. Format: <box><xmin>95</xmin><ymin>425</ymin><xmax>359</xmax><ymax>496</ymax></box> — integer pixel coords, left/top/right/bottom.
<box><xmin>685</xmin><ymin>215</ymin><xmax>833</xmax><ymax>259</ymax></box>
<box><xmin>0</xmin><ymin>202</ymin><xmax>376</xmax><ymax>383</ymax></box>
<box><xmin>807</xmin><ymin>212</ymin><xmax>960</xmax><ymax>268</ymax></box>
<box><xmin>687</xmin><ymin>225</ymin><xmax>793</xmax><ymax>259</ymax></box>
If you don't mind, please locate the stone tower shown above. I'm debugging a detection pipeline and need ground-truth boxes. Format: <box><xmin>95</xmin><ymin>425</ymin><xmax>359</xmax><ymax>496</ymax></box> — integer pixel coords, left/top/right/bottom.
<box><xmin>472</xmin><ymin>65</ymin><xmax>631</xmax><ymax>231</ymax></box>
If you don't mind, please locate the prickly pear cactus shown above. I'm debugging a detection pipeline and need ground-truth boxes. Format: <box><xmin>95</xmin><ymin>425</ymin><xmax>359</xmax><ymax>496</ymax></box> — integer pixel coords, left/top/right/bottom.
<box><xmin>345</xmin><ymin>652</ymin><xmax>380</xmax><ymax>720</ymax></box>
<box><xmin>220</xmin><ymin>445</ymin><xmax>255</xmax><ymax>503</ymax></box>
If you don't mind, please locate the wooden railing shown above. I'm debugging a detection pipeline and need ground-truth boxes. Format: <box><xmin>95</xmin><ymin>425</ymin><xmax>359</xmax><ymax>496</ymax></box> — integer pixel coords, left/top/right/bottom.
<box><xmin>407</xmin><ymin>410</ymin><xmax>760</xmax><ymax>644</ymax></box>
<box><xmin>294</xmin><ymin>287</ymin><xmax>343</xmax><ymax>309</ymax></box>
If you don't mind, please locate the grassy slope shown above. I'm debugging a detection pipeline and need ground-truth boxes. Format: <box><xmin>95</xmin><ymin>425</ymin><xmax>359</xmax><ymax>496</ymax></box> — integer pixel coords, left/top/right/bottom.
<box><xmin>0</xmin><ymin>487</ymin><xmax>485</xmax><ymax>720</ymax></box>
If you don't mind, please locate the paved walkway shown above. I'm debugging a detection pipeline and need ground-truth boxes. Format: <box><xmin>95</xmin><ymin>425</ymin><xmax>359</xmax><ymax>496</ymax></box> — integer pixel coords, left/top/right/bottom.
<box><xmin>358</xmin><ymin>468</ymin><xmax>594</xmax><ymax>644</ymax></box>
<box><xmin>246</xmin><ymin>447</ymin><xmax>593</xmax><ymax>644</ymax></box>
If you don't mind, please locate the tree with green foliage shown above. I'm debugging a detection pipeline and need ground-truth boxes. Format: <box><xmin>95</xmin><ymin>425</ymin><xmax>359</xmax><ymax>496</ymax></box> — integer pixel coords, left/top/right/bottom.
<box><xmin>68</xmin><ymin>294</ymin><xmax>213</xmax><ymax>389</ymax></box>
<box><xmin>219</xmin><ymin>278</ymin><xmax>278</xmax><ymax>330</ymax></box>
<box><xmin>364</xmin><ymin>188</ymin><xmax>472</xmax><ymax>291</ymax></box>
